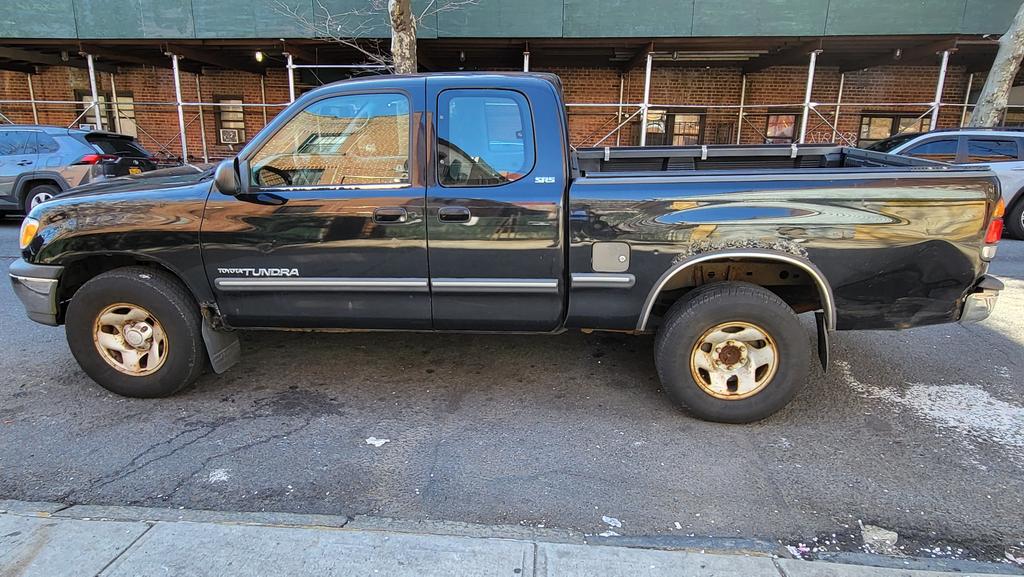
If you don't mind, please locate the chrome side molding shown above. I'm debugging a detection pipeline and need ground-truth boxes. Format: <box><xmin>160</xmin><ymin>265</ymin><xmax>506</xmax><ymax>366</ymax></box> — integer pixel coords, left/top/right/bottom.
<box><xmin>214</xmin><ymin>277</ymin><xmax>430</xmax><ymax>292</ymax></box>
<box><xmin>571</xmin><ymin>273</ymin><xmax>636</xmax><ymax>289</ymax></box>
<box><xmin>430</xmin><ymin>278</ymin><xmax>559</xmax><ymax>294</ymax></box>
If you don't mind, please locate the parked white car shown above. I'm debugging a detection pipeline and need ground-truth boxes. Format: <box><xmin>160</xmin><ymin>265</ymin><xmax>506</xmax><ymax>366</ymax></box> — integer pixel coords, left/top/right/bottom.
<box><xmin>866</xmin><ymin>128</ymin><xmax>1024</xmax><ymax>238</ymax></box>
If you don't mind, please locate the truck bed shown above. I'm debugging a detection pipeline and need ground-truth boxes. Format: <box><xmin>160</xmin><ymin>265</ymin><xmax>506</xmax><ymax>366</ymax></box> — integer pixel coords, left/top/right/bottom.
<box><xmin>573</xmin><ymin>144</ymin><xmax>983</xmax><ymax>175</ymax></box>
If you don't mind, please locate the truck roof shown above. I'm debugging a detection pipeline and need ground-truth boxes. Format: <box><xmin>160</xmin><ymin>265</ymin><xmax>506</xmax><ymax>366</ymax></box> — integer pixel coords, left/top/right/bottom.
<box><xmin>308</xmin><ymin>71</ymin><xmax>563</xmax><ymax>94</ymax></box>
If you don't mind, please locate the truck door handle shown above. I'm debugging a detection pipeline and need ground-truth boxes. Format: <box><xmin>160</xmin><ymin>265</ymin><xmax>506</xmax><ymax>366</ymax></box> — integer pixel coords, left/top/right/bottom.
<box><xmin>16</xmin><ymin>160</ymin><xmax>33</xmax><ymax>166</ymax></box>
<box><xmin>438</xmin><ymin>206</ymin><xmax>471</xmax><ymax>223</ymax></box>
<box><xmin>373</xmin><ymin>207</ymin><xmax>408</xmax><ymax>223</ymax></box>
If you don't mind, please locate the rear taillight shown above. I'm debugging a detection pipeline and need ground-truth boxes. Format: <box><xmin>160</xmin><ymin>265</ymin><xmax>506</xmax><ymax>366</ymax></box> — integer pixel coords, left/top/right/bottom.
<box><xmin>74</xmin><ymin>153</ymin><xmax>118</xmax><ymax>165</ymax></box>
<box><xmin>982</xmin><ymin>199</ymin><xmax>1005</xmax><ymax>260</ymax></box>
<box><xmin>985</xmin><ymin>199</ymin><xmax>1005</xmax><ymax>245</ymax></box>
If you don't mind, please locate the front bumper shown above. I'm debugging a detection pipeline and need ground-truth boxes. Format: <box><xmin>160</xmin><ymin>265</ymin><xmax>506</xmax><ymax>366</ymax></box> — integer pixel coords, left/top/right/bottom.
<box><xmin>960</xmin><ymin>275</ymin><xmax>1003</xmax><ymax>324</ymax></box>
<box><xmin>8</xmin><ymin>259</ymin><xmax>64</xmax><ymax>326</ymax></box>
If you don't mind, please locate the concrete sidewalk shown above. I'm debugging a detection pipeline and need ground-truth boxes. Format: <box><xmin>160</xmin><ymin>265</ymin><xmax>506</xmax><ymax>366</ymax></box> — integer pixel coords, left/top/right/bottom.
<box><xmin>0</xmin><ymin>501</ymin><xmax>1020</xmax><ymax>577</ymax></box>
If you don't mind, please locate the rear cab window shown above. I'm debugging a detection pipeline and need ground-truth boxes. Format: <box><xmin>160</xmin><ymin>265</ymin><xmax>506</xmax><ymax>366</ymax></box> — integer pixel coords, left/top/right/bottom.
<box><xmin>436</xmin><ymin>89</ymin><xmax>535</xmax><ymax>187</ymax></box>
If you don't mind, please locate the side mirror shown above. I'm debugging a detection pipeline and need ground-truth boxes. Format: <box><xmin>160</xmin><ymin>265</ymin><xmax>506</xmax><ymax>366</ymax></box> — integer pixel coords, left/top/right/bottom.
<box><xmin>214</xmin><ymin>159</ymin><xmax>242</xmax><ymax>195</ymax></box>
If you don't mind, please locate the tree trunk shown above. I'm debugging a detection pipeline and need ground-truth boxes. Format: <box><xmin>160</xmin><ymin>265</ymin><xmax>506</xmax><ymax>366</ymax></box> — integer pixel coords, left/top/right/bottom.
<box><xmin>969</xmin><ymin>2</ymin><xmax>1024</xmax><ymax>126</ymax></box>
<box><xmin>389</xmin><ymin>0</ymin><xmax>417</xmax><ymax>75</ymax></box>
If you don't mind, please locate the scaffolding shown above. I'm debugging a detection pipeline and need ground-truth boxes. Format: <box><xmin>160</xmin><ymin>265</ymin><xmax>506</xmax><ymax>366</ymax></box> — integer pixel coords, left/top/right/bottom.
<box><xmin>0</xmin><ymin>46</ymin><xmax>1003</xmax><ymax>161</ymax></box>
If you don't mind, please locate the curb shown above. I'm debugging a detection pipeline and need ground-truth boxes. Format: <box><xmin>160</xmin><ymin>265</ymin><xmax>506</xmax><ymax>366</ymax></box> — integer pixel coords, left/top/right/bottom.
<box><xmin>1</xmin><ymin>500</ymin><xmax>1021</xmax><ymax>576</ymax></box>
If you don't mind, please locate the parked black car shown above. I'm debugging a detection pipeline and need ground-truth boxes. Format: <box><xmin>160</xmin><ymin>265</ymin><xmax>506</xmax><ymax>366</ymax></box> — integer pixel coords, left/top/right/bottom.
<box><xmin>0</xmin><ymin>125</ymin><xmax>158</xmax><ymax>214</ymax></box>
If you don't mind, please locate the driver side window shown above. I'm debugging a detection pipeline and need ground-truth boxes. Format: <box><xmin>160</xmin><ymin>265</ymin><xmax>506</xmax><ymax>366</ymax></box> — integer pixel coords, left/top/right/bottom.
<box><xmin>250</xmin><ymin>92</ymin><xmax>410</xmax><ymax>188</ymax></box>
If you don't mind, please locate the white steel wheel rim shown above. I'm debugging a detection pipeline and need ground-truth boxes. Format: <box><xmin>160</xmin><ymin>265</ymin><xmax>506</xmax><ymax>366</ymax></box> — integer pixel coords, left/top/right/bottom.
<box><xmin>689</xmin><ymin>321</ymin><xmax>779</xmax><ymax>400</ymax></box>
<box><xmin>29</xmin><ymin>192</ymin><xmax>53</xmax><ymax>209</ymax></box>
<box><xmin>93</xmin><ymin>303</ymin><xmax>169</xmax><ymax>376</ymax></box>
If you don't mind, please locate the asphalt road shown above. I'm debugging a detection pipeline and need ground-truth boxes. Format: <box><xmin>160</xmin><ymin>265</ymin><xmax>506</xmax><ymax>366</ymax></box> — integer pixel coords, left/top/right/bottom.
<box><xmin>1</xmin><ymin>216</ymin><xmax>1022</xmax><ymax>562</ymax></box>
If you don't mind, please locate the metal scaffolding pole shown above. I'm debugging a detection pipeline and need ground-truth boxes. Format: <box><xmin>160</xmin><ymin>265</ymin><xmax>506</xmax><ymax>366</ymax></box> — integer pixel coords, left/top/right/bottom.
<box><xmin>831</xmin><ymin>72</ymin><xmax>845</xmax><ymax>143</ymax></box>
<box><xmin>736</xmin><ymin>74</ymin><xmax>747</xmax><ymax>144</ymax></box>
<box><xmin>260</xmin><ymin>75</ymin><xmax>269</xmax><ymax>126</ymax></box>
<box><xmin>195</xmin><ymin>74</ymin><xmax>209</xmax><ymax>163</ymax></box>
<box><xmin>960</xmin><ymin>72</ymin><xmax>974</xmax><ymax>127</ymax></box>
<box><xmin>109</xmin><ymin>73</ymin><xmax>121</xmax><ymax>134</ymax></box>
<box><xmin>930</xmin><ymin>50</ymin><xmax>950</xmax><ymax>131</ymax></box>
<box><xmin>798</xmin><ymin>50</ymin><xmax>820</xmax><ymax>144</ymax></box>
<box><xmin>616</xmin><ymin>74</ymin><xmax>625</xmax><ymax>146</ymax></box>
<box><xmin>26</xmin><ymin>73</ymin><xmax>38</xmax><ymax>124</ymax></box>
<box><xmin>639</xmin><ymin>51</ymin><xmax>653</xmax><ymax>147</ymax></box>
<box><xmin>170</xmin><ymin>53</ymin><xmax>189</xmax><ymax>162</ymax></box>
<box><xmin>286</xmin><ymin>53</ymin><xmax>296</xmax><ymax>103</ymax></box>
<box><xmin>85</xmin><ymin>53</ymin><xmax>102</xmax><ymax>129</ymax></box>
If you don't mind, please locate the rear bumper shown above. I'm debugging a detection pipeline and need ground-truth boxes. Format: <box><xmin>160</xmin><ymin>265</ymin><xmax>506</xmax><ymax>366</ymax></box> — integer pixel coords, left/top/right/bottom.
<box><xmin>959</xmin><ymin>275</ymin><xmax>1003</xmax><ymax>324</ymax></box>
<box><xmin>8</xmin><ymin>259</ymin><xmax>63</xmax><ymax>326</ymax></box>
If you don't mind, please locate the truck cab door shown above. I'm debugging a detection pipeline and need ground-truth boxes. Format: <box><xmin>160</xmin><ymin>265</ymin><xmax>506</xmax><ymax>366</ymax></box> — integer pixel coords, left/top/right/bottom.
<box><xmin>202</xmin><ymin>79</ymin><xmax>430</xmax><ymax>329</ymax></box>
<box><xmin>425</xmin><ymin>76</ymin><xmax>567</xmax><ymax>331</ymax></box>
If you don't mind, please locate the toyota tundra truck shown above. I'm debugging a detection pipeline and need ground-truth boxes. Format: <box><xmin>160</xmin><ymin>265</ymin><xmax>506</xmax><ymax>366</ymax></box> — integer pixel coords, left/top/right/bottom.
<box><xmin>10</xmin><ymin>72</ymin><xmax>1006</xmax><ymax>423</ymax></box>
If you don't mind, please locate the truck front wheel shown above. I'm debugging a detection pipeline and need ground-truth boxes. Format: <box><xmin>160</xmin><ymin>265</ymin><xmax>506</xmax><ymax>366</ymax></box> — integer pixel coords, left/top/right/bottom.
<box><xmin>65</xmin><ymin>266</ymin><xmax>206</xmax><ymax>398</ymax></box>
<box><xmin>654</xmin><ymin>282</ymin><xmax>809</xmax><ymax>423</ymax></box>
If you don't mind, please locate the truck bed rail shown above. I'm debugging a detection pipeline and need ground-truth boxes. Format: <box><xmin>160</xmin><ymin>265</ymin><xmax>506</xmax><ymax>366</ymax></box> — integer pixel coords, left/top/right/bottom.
<box><xmin>573</xmin><ymin>144</ymin><xmax>985</xmax><ymax>176</ymax></box>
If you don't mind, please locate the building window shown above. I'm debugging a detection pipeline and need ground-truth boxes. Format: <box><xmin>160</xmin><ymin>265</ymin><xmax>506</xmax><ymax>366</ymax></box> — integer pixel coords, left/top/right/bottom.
<box><xmin>643</xmin><ymin>110</ymin><xmax>705</xmax><ymax>146</ymax></box>
<box><xmin>112</xmin><ymin>95</ymin><xmax>137</xmax><ymax>138</ymax></box>
<box><xmin>765</xmin><ymin>114</ymin><xmax>799</xmax><ymax>144</ymax></box>
<box><xmin>858</xmin><ymin>114</ymin><xmax>929</xmax><ymax>148</ymax></box>
<box><xmin>75</xmin><ymin>91</ymin><xmax>111</xmax><ymax>131</ymax></box>
<box><xmin>73</xmin><ymin>91</ymin><xmax>136</xmax><ymax>137</ymax></box>
<box><xmin>216</xmin><ymin>97</ymin><xmax>246</xmax><ymax>145</ymax></box>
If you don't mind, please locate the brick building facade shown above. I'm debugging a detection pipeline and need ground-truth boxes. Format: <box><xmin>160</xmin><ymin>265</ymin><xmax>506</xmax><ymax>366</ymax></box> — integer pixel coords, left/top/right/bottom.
<box><xmin>0</xmin><ymin>59</ymin><xmax>984</xmax><ymax>162</ymax></box>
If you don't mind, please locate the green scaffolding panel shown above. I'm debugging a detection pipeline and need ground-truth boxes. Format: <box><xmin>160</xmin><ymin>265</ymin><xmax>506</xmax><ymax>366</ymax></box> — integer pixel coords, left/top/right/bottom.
<box><xmin>437</xmin><ymin>0</ymin><xmax>561</xmax><ymax>37</ymax></box>
<box><xmin>693</xmin><ymin>0</ymin><xmax>827</xmax><ymax>36</ymax></box>
<box><xmin>961</xmin><ymin>0</ymin><xmax>1022</xmax><ymax>34</ymax></box>
<box><xmin>563</xmin><ymin>0</ymin><xmax>694</xmax><ymax>37</ymax></box>
<box><xmin>74</xmin><ymin>0</ymin><xmax>194</xmax><ymax>39</ymax></box>
<box><xmin>825</xmin><ymin>0</ymin><xmax>966</xmax><ymax>35</ymax></box>
<box><xmin>1</xmin><ymin>0</ymin><xmax>77</xmax><ymax>38</ymax></box>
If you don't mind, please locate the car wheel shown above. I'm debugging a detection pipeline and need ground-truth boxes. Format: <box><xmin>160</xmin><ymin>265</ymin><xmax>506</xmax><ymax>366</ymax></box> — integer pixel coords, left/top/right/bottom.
<box><xmin>23</xmin><ymin>184</ymin><xmax>60</xmax><ymax>213</ymax></box>
<box><xmin>1006</xmin><ymin>197</ymin><xmax>1024</xmax><ymax>240</ymax></box>
<box><xmin>65</xmin><ymin>266</ymin><xmax>206</xmax><ymax>398</ymax></box>
<box><xmin>654</xmin><ymin>282</ymin><xmax>810</xmax><ymax>423</ymax></box>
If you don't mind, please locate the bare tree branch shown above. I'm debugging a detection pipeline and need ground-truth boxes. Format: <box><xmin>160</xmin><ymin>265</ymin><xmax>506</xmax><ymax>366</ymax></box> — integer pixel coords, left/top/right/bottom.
<box><xmin>276</xmin><ymin>0</ymin><xmax>479</xmax><ymax>76</ymax></box>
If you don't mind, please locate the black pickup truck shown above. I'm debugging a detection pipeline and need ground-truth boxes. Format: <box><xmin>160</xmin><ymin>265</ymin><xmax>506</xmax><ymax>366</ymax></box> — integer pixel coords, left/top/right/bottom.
<box><xmin>10</xmin><ymin>72</ymin><xmax>1007</xmax><ymax>423</ymax></box>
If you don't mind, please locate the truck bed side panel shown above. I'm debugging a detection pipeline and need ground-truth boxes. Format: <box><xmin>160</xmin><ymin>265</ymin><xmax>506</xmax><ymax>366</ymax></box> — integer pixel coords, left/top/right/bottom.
<box><xmin>566</xmin><ymin>172</ymin><xmax>998</xmax><ymax>331</ymax></box>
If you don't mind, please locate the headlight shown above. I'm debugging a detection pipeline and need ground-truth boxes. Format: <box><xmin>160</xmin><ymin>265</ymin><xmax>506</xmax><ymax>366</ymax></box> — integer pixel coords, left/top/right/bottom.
<box><xmin>19</xmin><ymin>217</ymin><xmax>39</xmax><ymax>250</ymax></box>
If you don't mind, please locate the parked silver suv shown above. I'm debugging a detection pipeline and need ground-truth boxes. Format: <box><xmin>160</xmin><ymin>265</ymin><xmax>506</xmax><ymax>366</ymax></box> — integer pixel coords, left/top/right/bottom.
<box><xmin>0</xmin><ymin>125</ymin><xmax>157</xmax><ymax>215</ymax></box>
<box><xmin>867</xmin><ymin>128</ymin><xmax>1024</xmax><ymax>238</ymax></box>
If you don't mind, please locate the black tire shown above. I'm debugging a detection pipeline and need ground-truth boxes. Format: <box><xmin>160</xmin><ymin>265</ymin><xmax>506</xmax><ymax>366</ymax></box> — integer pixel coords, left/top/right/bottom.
<box><xmin>22</xmin><ymin>183</ymin><xmax>61</xmax><ymax>213</ymax></box>
<box><xmin>1006</xmin><ymin>197</ymin><xmax>1024</xmax><ymax>240</ymax></box>
<box><xmin>654</xmin><ymin>282</ymin><xmax>810</xmax><ymax>424</ymax></box>
<box><xmin>65</xmin><ymin>266</ymin><xmax>206</xmax><ymax>398</ymax></box>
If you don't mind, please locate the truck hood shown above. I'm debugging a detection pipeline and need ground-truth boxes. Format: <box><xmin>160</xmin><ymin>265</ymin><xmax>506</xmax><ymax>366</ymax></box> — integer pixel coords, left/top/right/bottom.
<box><xmin>54</xmin><ymin>164</ymin><xmax>215</xmax><ymax>201</ymax></box>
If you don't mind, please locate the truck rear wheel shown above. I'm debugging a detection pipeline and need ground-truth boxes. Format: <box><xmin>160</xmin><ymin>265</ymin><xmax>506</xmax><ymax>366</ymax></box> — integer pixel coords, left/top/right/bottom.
<box><xmin>65</xmin><ymin>266</ymin><xmax>206</xmax><ymax>398</ymax></box>
<box><xmin>654</xmin><ymin>282</ymin><xmax>809</xmax><ymax>423</ymax></box>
